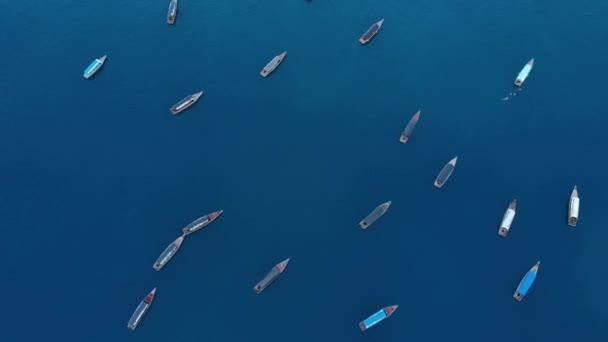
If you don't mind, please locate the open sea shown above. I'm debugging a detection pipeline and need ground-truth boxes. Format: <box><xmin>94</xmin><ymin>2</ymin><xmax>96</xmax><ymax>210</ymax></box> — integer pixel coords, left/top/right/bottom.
<box><xmin>2</xmin><ymin>0</ymin><xmax>608</xmax><ymax>341</ymax></box>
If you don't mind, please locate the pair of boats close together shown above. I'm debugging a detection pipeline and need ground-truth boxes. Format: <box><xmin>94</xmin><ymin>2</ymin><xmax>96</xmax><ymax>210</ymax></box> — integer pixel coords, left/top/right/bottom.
<box><xmin>168</xmin><ymin>50</ymin><xmax>287</xmax><ymax>115</ymax></box>
<box><xmin>128</xmin><ymin>210</ymin><xmax>223</xmax><ymax>330</ymax></box>
<box><xmin>357</xmin><ymin>18</ymin><xmax>534</xmax><ymax>88</ymax></box>
<box><xmin>498</xmin><ymin>186</ymin><xmax>579</xmax><ymax>237</ymax></box>
<box><xmin>129</xmin><ymin>255</ymin><xmax>291</xmax><ymax>330</ymax></box>
<box><xmin>357</xmin><ymin>158</ymin><xmax>457</xmax><ymax>229</ymax></box>
<box><xmin>253</xmin><ymin>257</ymin><xmax>398</xmax><ymax>332</ymax></box>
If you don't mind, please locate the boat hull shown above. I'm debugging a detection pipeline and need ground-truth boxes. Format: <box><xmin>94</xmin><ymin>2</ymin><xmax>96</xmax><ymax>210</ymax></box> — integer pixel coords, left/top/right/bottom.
<box><xmin>170</xmin><ymin>91</ymin><xmax>203</xmax><ymax>115</ymax></box>
<box><xmin>127</xmin><ymin>289</ymin><xmax>156</xmax><ymax>330</ymax></box>
<box><xmin>83</xmin><ymin>55</ymin><xmax>107</xmax><ymax>79</ymax></box>
<box><xmin>253</xmin><ymin>259</ymin><xmax>289</xmax><ymax>294</ymax></box>
<box><xmin>182</xmin><ymin>210</ymin><xmax>223</xmax><ymax>235</ymax></box>
<box><xmin>359</xmin><ymin>201</ymin><xmax>391</xmax><ymax>229</ymax></box>
<box><xmin>568</xmin><ymin>187</ymin><xmax>579</xmax><ymax>227</ymax></box>
<box><xmin>513</xmin><ymin>262</ymin><xmax>539</xmax><ymax>301</ymax></box>
<box><xmin>359</xmin><ymin>19</ymin><xmax>384</xmax><ymax>45</ymax></box>
<box><xmin>514</xmin><ymin>59</ymin><xmax>534</xmax><ymax>87</ymax></box>
<box><xmin>359</xmin><ymin>305</ymin><xmax>397</xmax><ymax>331</ymax></box>
<box><xmin>153</xmin><ymin>237</ymin><xmax>184</xmax><ymax>271</ymax></box>
<box><xmin>498</xmin><ymin>200</ymin><xmax>516</xmax><ymax>237</ymax></box>
<box><xmin>434</xmin><ymin>157</ymin><xmax>457</xmax><ymax>188</ymax></box>
<box><xmin>498</xmin><ymin>209</ymin><xmax>515</xmax><ymax>237</ymax></box>
<box><xmin>399</xmin><ymin>111</ymin><xmax>420</xmax><ymax>144</ymax></box>
<box><xmin>167</xmin><ymin>0</ymin><xmax>178</xmax><ymax>24</ymax></box>
<box><xmin>260</xmin><ymin>52</ymin><xmax>287</xmax><ymax>77</ymax></box>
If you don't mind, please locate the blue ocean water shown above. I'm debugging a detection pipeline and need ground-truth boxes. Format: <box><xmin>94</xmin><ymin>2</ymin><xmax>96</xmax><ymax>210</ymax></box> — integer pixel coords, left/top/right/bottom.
<box><xmin>1</xmin><ymin>0</ymin><xmax>608</xmax><ymax>341</ymax></box>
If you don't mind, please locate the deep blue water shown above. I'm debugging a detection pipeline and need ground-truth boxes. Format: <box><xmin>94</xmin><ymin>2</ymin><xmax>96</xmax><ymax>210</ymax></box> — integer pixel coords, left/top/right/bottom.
<box><xmin>2</xmin><ymin>0</ymin><xmax>608</xmax><ymax>341</ymax></box>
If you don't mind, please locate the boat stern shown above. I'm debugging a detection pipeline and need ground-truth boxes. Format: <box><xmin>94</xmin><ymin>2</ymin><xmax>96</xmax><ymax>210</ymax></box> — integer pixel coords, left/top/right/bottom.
<box><xmin>498</xmin><ymin>227</ymin><xmax>509</xmax><ymax>237</ymax></box>
<box><xmin>514</xmin><ymin>79</ymin><xmax>523</xmax><ymax>87</ymax></box>
<box><xmin>513</xmin><ymin>291</ymin><xmax>524</xmax><ymax>301</ymax></box>
<box><xmin>358</xmin><ymin>322</ymin><xmax>367</xmax><ymax>331</ymax></box>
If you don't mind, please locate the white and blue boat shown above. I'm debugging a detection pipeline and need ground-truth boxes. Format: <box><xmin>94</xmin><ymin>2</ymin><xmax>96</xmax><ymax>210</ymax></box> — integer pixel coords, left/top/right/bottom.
<box><xmin>358</xmin><ymin>305</ymin><xmax>398</xmax><ymax>331</ymax></box>
<box><xmin>83</xmin><ymin>55</ymin><xmax>107</xmax><ymax>79</ymax></box>
<box><xmin>514</xmin><ymin>58</ymin><xmax>534</xmax><ymax>87</ymax></box>
<box><xmin>513</xmin><ymin>261</ymin><xmax>540</xmax><ymax>301</ymax></box>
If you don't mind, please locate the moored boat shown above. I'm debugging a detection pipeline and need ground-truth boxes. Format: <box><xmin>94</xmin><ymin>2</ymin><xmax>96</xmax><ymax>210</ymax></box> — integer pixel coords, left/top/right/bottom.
<box><xmin>153</xmin><ymin>236</ymin><xmax>184</xmax><ymax>271</ymax></box>
<box><xmin>170</xmin><ymin>91</ymin><xmax>203</xmax><ymax>115</ymax></box>
<box><xmin>568</xmin><ymin>186</ymin><xmax>579</xmax><ymax>227</ymax></box>
<box><xmin>359</xmin><ymin>201</ymin><xmax>391</xmax><ymax>229</ymax></box>
<box><xmin>83</xmin><ymin>55</ymin><xmax>107</xmax><ymax>79</ymax></box>
<box><xmin>513</xmin><ymin>261</ymin><xmax>540</xmax><ymax>301</ymax></box>
<box><xmin>127</xmin><ymin>288</ymin><xmax>156</xmax><ymax>330</ymax></box>
<box><xmin>260</xmin><ymin>51</ymin><xmax>287</xmax><ymax>77</ymax></box>
<box><xmin>182</xmin><ymin>210</ymin><xmax>224</xmax><ymax>235</ymax></box>
<box><xmin>514</xmin><ymin>58</ymin><xmax>534</xmax><ymax>87</ymax></box>
<box><xmin>498</xmin><ymin>199</ymin><xmax>517</xmax><ymax>237</ymax></box>
<box><xmin>358</xmin><ymin>305</ymin><xmax>398</xmax><ymax>331</ymax></box>
<box><xmin>253</xmin><ymin>258</ymin><xmax>290</xmax><ymax>294</ymax></box>
<box><xmin>167</xmin><ymin>0</ymin><xmax>178</xmax><ymax>24</ymax></box>
<box><xmin>434</xmin><ymin>157</ymin><xmax>458</xmax><ymax>188</ymax></box>
<box><xmin>399</xmin><ymin>111</ymin><xmax>420</xmax><ymax>143</ymax></box>
<box><xmin>359</xmin><ymin>19</ymin><xmax>384</xmax><ymax>45</ymax></box>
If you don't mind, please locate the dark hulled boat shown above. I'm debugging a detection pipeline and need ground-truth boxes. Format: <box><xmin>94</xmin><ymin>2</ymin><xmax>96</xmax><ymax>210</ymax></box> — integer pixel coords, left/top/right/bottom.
<box><xmin>253</xmin><ymin>259</ymin><xmax>290</xmax><ymax>294</ymax></box>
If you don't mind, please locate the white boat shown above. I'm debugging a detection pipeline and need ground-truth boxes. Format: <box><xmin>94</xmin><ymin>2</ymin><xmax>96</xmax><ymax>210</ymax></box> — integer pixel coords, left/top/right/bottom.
<box><xmin>260</xmin><ymin>51</ymin><xmax>287</xmax><ymax>77</ymax></box>
<box><xmin>514</xmin><ymin>58</ymin><xmax>534</xmax><ymax>87</ymax></box>
<box><xmin>498</xmin><ymin>199</ymin><xmax>516</xmax><ymax>237</ymax></box>
<box><xmin>568</xmin><ymin>186</ymin><xmax>579</xmax><ymax>227</ymax></box>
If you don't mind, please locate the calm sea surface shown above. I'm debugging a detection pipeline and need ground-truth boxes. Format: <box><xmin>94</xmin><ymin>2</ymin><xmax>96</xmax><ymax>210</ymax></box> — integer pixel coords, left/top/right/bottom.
<box><xmin>1</xmin><ymin>0</ymin><xmax>608</xmax><ymax>341</ymax></box>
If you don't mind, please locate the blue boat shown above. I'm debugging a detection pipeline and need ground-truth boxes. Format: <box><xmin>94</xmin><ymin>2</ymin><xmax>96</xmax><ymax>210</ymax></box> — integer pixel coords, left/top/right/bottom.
<box><xmin>358</xmin><ymin>305</ymin><xmax>398</xmax><ymax>331</ymax></box>
<box><xmin>83</xmin><ymin>55</ymin><xmax>107</xmax><ymax>79</ymax></box>
<box><xmin>513</xmin><ymin>261</ymin><xmax>540</xmax><ymax>301</ymax></box>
